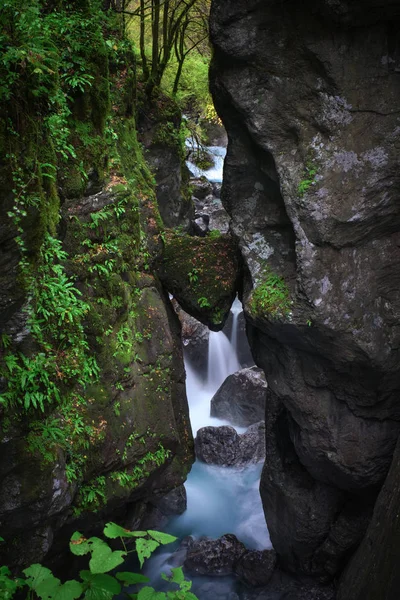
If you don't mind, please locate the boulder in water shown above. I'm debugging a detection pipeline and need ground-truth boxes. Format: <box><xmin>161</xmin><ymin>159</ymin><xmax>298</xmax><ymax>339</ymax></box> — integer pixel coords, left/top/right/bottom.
<box><xmin>210</xmin><ymin>367</ymin><xmax>267</xmax><ymax>427</ymax></box>
<box><xmin>184</xmin><ymin>534</ymin><xmax>246</xmax><ymax>576</ymax></box>
<box><xmin>195</xmin><ymin>426</ymin><xmax>240</xmax><ymax>466</ymax></box>
<box><xmin>195</xmin><ymin>422</ymin><xmax>265</xmax><ymax>466</ymax></box>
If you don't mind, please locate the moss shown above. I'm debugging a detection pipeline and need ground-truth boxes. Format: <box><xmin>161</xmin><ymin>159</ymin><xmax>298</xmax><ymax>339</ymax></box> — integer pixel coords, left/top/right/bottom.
<box><xmin>158</xmin><ymin>232</ymin><xmax>240</xmax><ymax>329</ymax></box>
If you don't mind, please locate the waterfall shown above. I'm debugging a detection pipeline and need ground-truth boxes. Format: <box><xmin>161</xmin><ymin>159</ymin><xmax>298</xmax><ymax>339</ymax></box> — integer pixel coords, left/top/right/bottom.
<box><xmin>230</xmin><ymin>296</ymin><xmax>242</xmax><ymax>358</ymax></box>
<box><xmin>207</xmin><ymin>330</ymin><xmax>240</xmax><ymax>394</ymax></box>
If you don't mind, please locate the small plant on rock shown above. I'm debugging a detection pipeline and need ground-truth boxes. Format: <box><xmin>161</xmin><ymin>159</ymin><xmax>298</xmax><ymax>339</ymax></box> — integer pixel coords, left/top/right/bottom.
<box><xmin>249</xmin><ymin>267</ymin><xmax>291</xmax><ymax>319</ymax></box>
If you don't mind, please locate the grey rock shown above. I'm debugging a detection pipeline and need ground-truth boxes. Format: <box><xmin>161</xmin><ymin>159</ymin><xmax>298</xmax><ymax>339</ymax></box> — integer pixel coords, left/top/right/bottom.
<box><xmin>192</xmin><ymin>215</ymin><xmax>210</xmax><ymax>237</ymax></box>
<box><xmin>195</xmin><ymin>426</ymin><xmax>241</xmax><ymax>466</ymax></box>
<box><xmin>184</xmin><ymin>534</ymin><xmax>246</xmax><ymax>576</ymax></box>
<box><xmin>154</xmin><ymin>484</ymin><xmax>187</xmax><ymax>516</ymax></box>
<box><xmin>210</xmin><ymin>0</ymin><xmax>400</xmax><ymax>579</ymax></box>
<box><xmin>210</xmin><ymin>367</ymin><xmax>267</xmax><ymax>427</ymax></box>
<box><xmin>234</xmin><ymin>549</ymin><xmax>277</xmax><ymax>587</ymax></box>
<box><xmin>191</xmin><ymin>177</ymin><xmax>213</xmax><ymax>201</ymax></box>
<box><xmin>195</xmin><ymin>422</ymin><xmax>265</xmax><ymax>467</ymax></box>
<box><xmin>337</xmin><ymin>436</ymin><xmax>400</xmax><ymax>600</ymax></box>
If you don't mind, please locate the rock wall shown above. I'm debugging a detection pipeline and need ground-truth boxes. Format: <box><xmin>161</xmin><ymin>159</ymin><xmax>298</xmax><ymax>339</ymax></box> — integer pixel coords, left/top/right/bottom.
<box><xmin>0</xmin><ymin>7</ymin><xmax>194</xmax><ymax>569</ymax></box>
<box><xmin>210</xmin><ymin>0</ymin><xmax>400</xmax><ymax>582</ymax></box>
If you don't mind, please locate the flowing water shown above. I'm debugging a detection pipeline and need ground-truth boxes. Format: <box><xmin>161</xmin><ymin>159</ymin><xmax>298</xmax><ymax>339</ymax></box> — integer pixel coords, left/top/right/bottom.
<box><xmin>143</xmin><ymin>301</ymin><xmax>271</xmax><ymax>597</ymax></box>
<box><xmin>141</xmin><ymin>137</ymin><xmax>271</xmax><ymax>598</ymax></box>
<box><xmin>186</xmin><ymin>144</ymin><xmax>227</xmax><ymax>184</ymax></box>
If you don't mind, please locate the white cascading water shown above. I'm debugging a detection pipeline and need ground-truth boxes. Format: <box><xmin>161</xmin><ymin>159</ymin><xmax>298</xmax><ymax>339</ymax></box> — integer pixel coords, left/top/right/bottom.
<box><xmin>230</xmin><ymin>296</ymin><xmax>243</xmax><ymax>357</ymax></box>
<box><xmin>186</xmin><ymin>143</ymin><xmax>227</xmax><ymax>184</ymax></box>
<box><xmin>207</xmin><ymin>330</ymin><xmax>241</xmax><ymax>395</ymax></box>
<box><xmin>167</xmin><ymin>299</ymin><xmax>271</xmax><ymax>549</ymax></box>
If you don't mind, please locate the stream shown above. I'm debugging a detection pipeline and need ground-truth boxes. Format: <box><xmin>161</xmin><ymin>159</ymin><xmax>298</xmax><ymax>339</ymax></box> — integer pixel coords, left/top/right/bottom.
<box><xmin>142</xmin><ymin>144</ymin><xmax>271</xmax><ymax>598</ymax></box>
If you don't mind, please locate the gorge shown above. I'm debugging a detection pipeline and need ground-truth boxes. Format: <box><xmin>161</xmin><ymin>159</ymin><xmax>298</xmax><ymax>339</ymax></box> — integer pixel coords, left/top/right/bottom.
<box><xmin>1</xmin><ymin>0</ymin><xmax>400</xmax><ymax>599</ymax></box>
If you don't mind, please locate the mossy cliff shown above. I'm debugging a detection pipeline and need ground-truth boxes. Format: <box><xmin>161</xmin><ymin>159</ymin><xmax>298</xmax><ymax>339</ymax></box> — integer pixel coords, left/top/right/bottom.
<box><xmin>0</xmin><ymin>0</ymin><xmax>193</xmax><ymax>568</ymax></box>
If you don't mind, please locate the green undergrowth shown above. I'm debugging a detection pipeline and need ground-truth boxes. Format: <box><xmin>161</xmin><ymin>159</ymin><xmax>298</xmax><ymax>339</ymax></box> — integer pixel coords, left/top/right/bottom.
<box><xmin>249</xmin><ymin>267</ymin><xmax>292</xmax><ymax>319</ymax></box>
<box><xmin>0</xmin><ymin>0</ymin><xmax>180</xmax><ymax>517</ymax></box>
<box><xmin>0</xmin><ymin>522</ymin><xmax>198</xmax><ymax>600</ymax></box>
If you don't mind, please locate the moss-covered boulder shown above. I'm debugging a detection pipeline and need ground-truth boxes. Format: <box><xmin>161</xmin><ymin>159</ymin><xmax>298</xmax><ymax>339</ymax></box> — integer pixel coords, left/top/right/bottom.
<box><xmin>157</xmin><ymin>232</ymin><xmax>240</xmax><ymax>331</ymax></box>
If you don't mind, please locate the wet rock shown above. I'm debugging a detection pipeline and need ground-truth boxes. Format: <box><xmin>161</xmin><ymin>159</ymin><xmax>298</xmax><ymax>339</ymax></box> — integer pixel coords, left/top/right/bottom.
<box><xmin>259</xmin><ymin>392</ymin><xmax>373</xmax><ymax>579</ymax></box>
<box><xmin>195</xmin><ymin>422</ymin><xmax>265</xmax><ymax>466</ymax></box>
<box><xmin>210</xmin><ymin>367</ymin><xmax>267</xmax><ymax>427</ymax></box>
<box><xmin>157</xmin><ymin>233</ymin><xmax>240</xmax><ymax>331</ymax></box>
<box><xmin>192</xmin><ymin>214</ymin><xmax>210</xmax><ymax>237</ymax></box>
<box><xmin>139</xmin><ymin>100</ymin><xmax>193</xmax><ymax>229</ymax></box>
<box><xmin>184</xmin><ymin>534</ymin><xmax>246</xmax><ymax>576</ymax></box>
<box><xmin>191</xmin><ymin>177</ymin><xmax>213</xmax><ymax>201</ymax></box>
<box><xmin>210</xmin><ymin>0</ymin><xmax>400</xmax><ymax>580</ymax></box>
<box><xmin>195</xmin><ymin>426</ymin><xmax>240</xmax><ymax>466</ymax></box>
<box><xmin>234</xmin><ymin>549</ymin><xmax>277</xmax><ymax>587</ymax></box>
<box><xmin>337</xmin><ymin>436</ymin><xmax>400</xmax><ymax>600</ymax></box>
<box><xmin>238</xmin><ymin>422</ymin><xmax>266</xmax><ymax>466</ymax></box>
<box><xmin>154</xmin><ymin>484</ymin><xmax>187</xmax><ymax>516</ymax></box>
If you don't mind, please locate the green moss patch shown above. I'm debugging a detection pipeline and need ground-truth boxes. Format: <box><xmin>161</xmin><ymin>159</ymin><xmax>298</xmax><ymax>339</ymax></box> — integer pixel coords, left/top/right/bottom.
<box><xmin>157</xmin><ymin>232</ymin><xmax>240</xmax><ymax>330</ymax></box>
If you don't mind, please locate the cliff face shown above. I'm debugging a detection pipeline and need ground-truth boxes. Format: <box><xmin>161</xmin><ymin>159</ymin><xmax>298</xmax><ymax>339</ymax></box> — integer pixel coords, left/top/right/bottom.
<box><xmin>0</xmin><ymin>4</ymin><xmax>194</xmax><ymax>568</ymax></box>
<box><xmin>210</xmin><ymin>0</ymin><xmax>400</xmax><ymax>583</ymax></box>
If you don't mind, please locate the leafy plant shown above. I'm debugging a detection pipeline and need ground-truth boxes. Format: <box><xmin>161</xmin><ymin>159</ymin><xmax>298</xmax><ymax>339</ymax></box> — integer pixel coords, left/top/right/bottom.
<box><xmin>0</xmin><ymin>234</ymin><xmax>99</xmax><ymax>412</ymax></box>
<box><xmin>188</xmin><ymin>268</ymin><xmax>199</xmax><ymax>284</ymax></box>
<box><xmin>249</xmin><ymin>267</ymin><xmax>292</xmax><ymax>319</ymax></box>
<box><xmin>197</xmin><ymin>297</ymin><xmax>210</xmax><ymax>309</ymax></box>
<box><xmin>298</xmin><ymin>162</ymin><xmax>317</xmax><ymax>197</ymax></box>
<box><xmin>0</xmin><ymin>523</ymin><xmax>198</xmax><ymax>599</ymax></box>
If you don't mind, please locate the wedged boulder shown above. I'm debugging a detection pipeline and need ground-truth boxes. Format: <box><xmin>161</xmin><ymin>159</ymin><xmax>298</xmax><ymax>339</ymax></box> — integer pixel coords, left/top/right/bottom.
<box><xmin>210</xmin><ymin>367</ymin><xmax>267</xmax><ymax>427</ymax></box>
<box><xmin>195</xmin><ymin>422</ymin><xmax>265</xmax><ymax>466</ymax></box>
<box><xmin>183</xmin><ymin>534</ymin><xmax>246</xmax><ymax>576</ymax></box>
<box><xmin>157</xmin><ymin>232</ymin><xmax>240</xmax><ymax>331</ymax></box>
<box><xmin>234</xmin><ymin>549</ymin><xmax>277</xmax><ymax>587</ymax></box>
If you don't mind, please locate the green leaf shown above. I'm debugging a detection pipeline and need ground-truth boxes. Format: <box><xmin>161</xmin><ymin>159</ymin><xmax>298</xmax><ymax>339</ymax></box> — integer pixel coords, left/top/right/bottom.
<box><xmin>70</xmin><ymin>532</ymin><xmax>91</xmax><ymax>556</ymax></box>
<box><xmin>23</xmin><ymin>564</ymin><xmax>53</xmax><ymax>589</ymax></box>
<box><xmin>103</xmin><ymin>523</ymin><xmax>147</xmax><ymax>539</ymax></box>
<box><xmin>80</xmin><ymin>571</ymin><xmax>121</xmax><ymax>599</ymax></box>
<box><xmin>135</xmin><ymin>539</ymin><xmax>159</xmax><ymax>569</ymax></box>
<box><xmin>161</xmin><ymin>567</ymin><xmax>184</xmax><ymax>585</ymax></box>
<box><xmin>115</xmin><ymin>572</ymin><xmax>149</xmax><ymax>585</ymax></box>
<box><xmin>137</xmin><ymin>586</ymin><xmax>166</xmax><ymax>600</ymax></box>
<box><xmin>89</xmin><ymin>540</ymin><xmax>126</xmax><ymax>574</ymax></box>
<box><xmin>147</xmin><ymin>531</ymin><xmax>176</xmax><ymax>546</ymax></box>
<box><xmin>51</xmin><ymin>580</ymin><xmax>83</xmax><ymax>600</ymax></box>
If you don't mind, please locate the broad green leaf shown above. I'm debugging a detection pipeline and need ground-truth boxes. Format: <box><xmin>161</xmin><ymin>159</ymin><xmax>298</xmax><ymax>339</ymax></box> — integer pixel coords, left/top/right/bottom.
<box><xmin>89</xmin><ymin>540</ymin><xmax>126</xmax><ymax>574</ymax></box>
<box><xmin>70</xmin><ymin>532</ymin><xmax>91</xmax><ymax>556</ymax></box>
<box><xmin>135</xmin><ymin>539</ymin><xmax>159</xmax><ymax>568</ymax></box>
<box><xmin>137</xmin><ymin>586</ymin><xmax>166</xmax><ymax>600</ymax></box>
<box><xmin>23</xmin><ymin>564</ymin><xmax>53</xmax><ymax>589</ymax></box>
<box><xmin>161</xmin><ymin>567</ymin><xmax>184</xmax><ymax>585</ymax></box>
<box><xmin>0</xmin><ymin>537</ymin><xmax>4</xmax><ymax>542</ymax></box>
<box><xmin>80</xmin><ymin>571</ymin><xmax>121</xmax><ymax>599</ymax></box>
<box><xmin>50</xmin><ymin>580</ymin><xmax>83</xmax><ymax>600</ymax></box>
<box><xmin>31</xmin><ymin>573</ymin><xmax>60</xmax><ymax>599</ymax></box>
<box><xmin>115</xmin><ymin>572</ymin><xmax>149</xmax><ymax>585</ymax></box>
<box><xmin>147</xmin><ymin>532</ymin><xmax>176</xmax><ymax>546</ymax></box>
<box><xmin>103</xmin><ymin>523</ymin><xmax>146</xmax><ymax>539</ymax></box>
